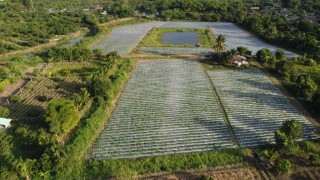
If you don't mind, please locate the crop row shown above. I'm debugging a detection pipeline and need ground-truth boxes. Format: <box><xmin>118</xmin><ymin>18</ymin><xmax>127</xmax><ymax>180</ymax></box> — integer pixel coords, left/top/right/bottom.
<box><xmin>10</xmin><ymin>77</ymin><xmax>84</xmax><ymax>120</ymax></box>
<box><xmin>91</xmin><ymin>21</ymin><xmax>166</xmax><ymax>55</ymax></box>
<box><xmin>92</xmin><ymin>59</ymin><xmax>235</xmax><ymax>159</ymax></box>
<box><xmin>207</xmin><ymin>69</ymin><xmax>317</xmax><ymax>147</ymax></box>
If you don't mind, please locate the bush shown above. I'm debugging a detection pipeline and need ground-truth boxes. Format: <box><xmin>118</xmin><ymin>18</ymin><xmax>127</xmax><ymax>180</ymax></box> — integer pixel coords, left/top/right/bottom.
<box><xmin>36</xmin><ymin>95</ymin><xmax>50</xmax><ymax>102</ymax></box>
<box><xmin>0</xmin><ymin>79</ymin><xmax>10</xmax><ymax>93</ymax></box>
<box><xmin>0</xmin><ymin>107</ymin><xmax>10</xmax><ymax>118</ymax></box>
<box><xmin>274</xmin><ymin>159</ymin><xmax>291</xmax><ymax>174</ymax></box>
<box><xmin>10</xmin><ymin>96</ymin><xmax>22</xmax><ymax>104</ymax></box>
<box><xmin>46</xmin><ymin>98</ymin><xmax>79</xmax><ymax>135</ymax></box>
<box><xmin>309</xmin><ymin>154</ymin><xmax>320</xmax><ymax>166</ymax></box>
<box><xmin>26</xmin><ymin>108</ymin><xmax>43</xmax><ymax>118</ymax></box>
<box><xmin>115</xmin><ymin>167</ymin><xmax>138</xmax><ymax>180</ymax></box>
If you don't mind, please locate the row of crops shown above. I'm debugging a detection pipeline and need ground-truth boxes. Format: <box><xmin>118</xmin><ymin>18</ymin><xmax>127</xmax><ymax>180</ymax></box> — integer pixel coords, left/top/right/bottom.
<box><xmin>92</xmin><ymin>59</ymin><xmax>235</xmax><ymax>159</ymax></box>
<box><xmin>90</xmin><ymin>21</ymin><xmax>298</xmax><ymax>56</ymax></box>
<box><xmin>207</xmin><ymin>69</ymin><xmax>317</xmax><ymax>147</ymax></box>
<box><xmin>90</xmin><ymin>21</ymin><xmax>166</xmax><ymax>55</ymax></box>
<box><xmin>10</xmin><ymin>77</ymin><xmax>84</xmax><ymax>120</ymax></box>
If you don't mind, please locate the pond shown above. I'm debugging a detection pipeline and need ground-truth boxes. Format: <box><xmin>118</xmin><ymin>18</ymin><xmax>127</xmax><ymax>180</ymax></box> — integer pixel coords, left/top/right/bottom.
<box><xmin>62</xmin><ymin>36</ymin><xmax>84</xmax><ymax>47</ymax></box>
<box><xmin>161</xmin><ymin>31</ymin><xmax>198</xmax><ymax>45</ymax></box>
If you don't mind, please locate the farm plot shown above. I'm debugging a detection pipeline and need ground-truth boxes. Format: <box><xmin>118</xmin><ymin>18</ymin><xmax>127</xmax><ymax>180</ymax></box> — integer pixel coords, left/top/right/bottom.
<box><xmin>140</xmin><ymin>47</ymin><xmax>212</xmax><ymax>55</ymax></box>
<box><xmin>92</xmin><ymin>59</ymin><xmax>234</xmax><ymax>159</ymax></box>
<box><xmin>138</xmin><ymin>22</ymin><xmax>297</xmax><ymax>57</ymax></box>
<box><xmin>209</xmin><ymin>23</ymin><xmax>297</xmax><ymax>57</ymax></box>
<box><xmin>9</xmin><ymin>77</ymin><xmax>84</xmax><ymax>121</ymax></box>
<box><xmin>90</xmin><ymin>21</ymin><xmax>166</xmax><ymax>55</ymax></box>
<box><xmin>207</xmin><ymin>69</ymin><xmax>316</xmax><ymax>147</ymax></box>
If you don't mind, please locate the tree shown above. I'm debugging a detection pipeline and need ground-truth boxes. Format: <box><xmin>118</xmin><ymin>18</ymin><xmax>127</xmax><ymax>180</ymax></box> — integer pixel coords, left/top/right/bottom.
<box><xmin>12</xmin><ymin>158</ymin><xmax>35</xmax><ymax>180</ymax></box>
<box><xmin>45</xmin><ymin>98</ymin><xmax>79</xmax><ymax>135</ymax></box>
<box><xmin>274</xmin><ymin>159</ymin><xmax>292</xmax><ymax>174</ymax></box>
<box><xmin>0</xmin><ymin>106</ymin><xmax>10</xmax><ymax>118</ymax></box>
<box><xmin>237</xmin><ymin>46</ymin><xmax>249</xmax><ymax>56</ymax></box>
<box><xmin>275</xmin><ymin>49</ymin><xmax>285</xmax><ymax>60</ymax></box>
<box><xmin>275</xmin><ymin>59</ymin><xmax>294</xmax><ymax>77</ymax></box>
<box><xmin>213</xmin><ymin>34</ymin><xmax>227</xmax><ymax>53</ymax></box>
<box><xmin>226</xmin><ymin>49</ymin><xmax>239</xmax><ymax>64</ymax></box>
<box><xmin>275</xmin><ymin>120</ymin><xmax>303</xmax><ymax>149</ymax></box>
<box><xmin>295</xmin><ymin>74</ymin><xmax>318</xmax><ymax>101</ymax></box>
<box><xmin>93</xmin><ymin>49</ymin><xmax>103</xmax><ymax>59</ymax></box>
<box><xmin>256</xmin><ymin>48</ymin><xmax>273</xmax><ymax>64</ymax></box>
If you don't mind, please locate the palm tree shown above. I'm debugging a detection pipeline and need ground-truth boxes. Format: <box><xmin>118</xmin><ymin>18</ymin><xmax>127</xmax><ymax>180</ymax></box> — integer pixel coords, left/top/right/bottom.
<box><xmin>213</xmin><ymin>34</ymin><xmax>227</xmax><ymax>53</ymax></box>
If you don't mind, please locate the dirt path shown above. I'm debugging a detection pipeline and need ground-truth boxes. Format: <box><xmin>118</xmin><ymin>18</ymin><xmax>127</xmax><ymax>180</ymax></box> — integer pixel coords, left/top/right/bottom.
<box><xmin>139</xmin><ymin>164</ymin><xmax>263</xmax><ymax>180</ymax></box>
<box><xmin>0</xmin><ymin>29</ymin><xmax>87</xmax><ymax>58</ymax></box>
<box><xmin>97</xmin><ymin>17</ymin><xmax>133</xmax><ymax>27</ymax></box>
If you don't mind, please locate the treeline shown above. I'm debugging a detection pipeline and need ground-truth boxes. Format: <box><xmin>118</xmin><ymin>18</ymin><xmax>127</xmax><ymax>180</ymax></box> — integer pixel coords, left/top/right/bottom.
<box><xmin>0</xmin><ymin>1</ymin><xmax>109</xmax><ymax>54</ymax></box>
<box><xmin>241</xmin><ymin>13</ymin><xmax>320</xmax><ymax>60</ymax></box>
<box><xmin>130</xmin><ymin>0</ymin><xmax>247</xmax><ymax>22</ymax></box>
<box><xmin>256</xmin><ymin>48</ymin><xmax>320</xmax><ymax>114</ymax></box>
<box><xmin>0</xmin><ymin>52</ymin><xmax>136</xmax><ymax>179</ymax></box>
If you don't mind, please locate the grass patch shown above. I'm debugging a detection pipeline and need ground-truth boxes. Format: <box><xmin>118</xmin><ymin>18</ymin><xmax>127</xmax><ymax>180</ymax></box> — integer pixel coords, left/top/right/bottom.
<box><xmin>140</xmin><ymin>28</ymin><xmax>215</xmax><ymax>48</ymax></box>
<box><xmin>87</xmin><ymin>149</ymin><xmax>244</xmax><ymax>178</ymax></box>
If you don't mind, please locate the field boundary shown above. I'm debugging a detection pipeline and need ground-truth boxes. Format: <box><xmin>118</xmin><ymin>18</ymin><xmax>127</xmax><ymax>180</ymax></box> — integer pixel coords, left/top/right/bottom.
<box><xmin>200</xmin><ymin>64</ymin><xmax>239</xmax><ymax>147</ymax></box>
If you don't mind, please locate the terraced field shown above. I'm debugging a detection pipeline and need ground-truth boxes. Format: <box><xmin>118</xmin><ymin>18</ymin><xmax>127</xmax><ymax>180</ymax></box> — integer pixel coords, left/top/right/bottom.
<box><xmin>92</xmin><ymin>59</ymin><xmax>235</xmax><ymax>159</ymax></box>
<box><xmin>208</xmin><ymin>69</ymin><xmax>317</xmax><ymax>147</ymax></box>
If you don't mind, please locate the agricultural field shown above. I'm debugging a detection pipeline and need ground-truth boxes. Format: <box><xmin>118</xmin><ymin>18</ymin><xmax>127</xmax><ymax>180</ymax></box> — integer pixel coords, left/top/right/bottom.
<box><xmin>89</xmin><ymin>21</ymin><xmax>299</xmax><ymax>57</ymax></box>
<box><xmin>139</xmin><ymin>47</ymin><xmax>212</xmax><ymax>55</ymax></box>
<box><xmin>209</xmin><ymin>23</ymin><xmax>297</xmax><ymax>57</ymax></box>
<box><xmin>9</xmin><ymin>77</ymin><xmax>84</xmax><ymax>121</ymax></box>
<box><xmin>92</xmin><ymin>59</ymin><xmax>235</xmax><ymax>159</ymax></box>
<box><xmin>90</xmin><ymin>21</ymin><xmax>166</xmax><ymax>55</ymax></box>
<box><xmin>207</xmin><ymin>69</ymin><xmax>317</xmax><ymax>147</ymax></box>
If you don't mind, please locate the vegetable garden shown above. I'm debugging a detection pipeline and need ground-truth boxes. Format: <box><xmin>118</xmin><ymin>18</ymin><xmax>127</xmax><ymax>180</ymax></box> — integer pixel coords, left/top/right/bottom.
<box><xmin>207</xmin><ymin>69</ymin><xmax>317</xmax><ymax>147</ymax></box>
<box><xmin>89</xmin><ymin>21</ymin><xmax>299</xmax><ymax>57</ymax></box>
<box><xmin>90</xmin><ymin>21</ymin><xmax>166</xmax><ymax>55</ymax></box>
<box><xmin>9</xmin><ymin>77</ymin><xmax>84</xmax><ymax>121</ymax></box>
<box><xmin>92</xmin><ymin>59</ymin><xmax>235</xmax><ymax>159</ymax></box>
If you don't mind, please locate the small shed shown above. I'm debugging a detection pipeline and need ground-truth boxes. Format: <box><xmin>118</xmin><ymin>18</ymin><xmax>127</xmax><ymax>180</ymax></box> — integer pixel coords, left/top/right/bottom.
<box><xmin>0</xmin><ymin>118</ymin><xmax>12</xmax><ymax>128</ymax></box>
<box><xmin>232</xmin><ymin>55</ymin><xmax>248</xmax><ymax>67</ymax></box>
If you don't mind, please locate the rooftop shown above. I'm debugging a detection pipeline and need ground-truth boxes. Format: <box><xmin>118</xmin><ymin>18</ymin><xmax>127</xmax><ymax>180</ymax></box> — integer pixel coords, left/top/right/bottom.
<box><xmin>0</xmin><ymin>118</ymin><xmax>12</xmax><ymax>128</ymax></box>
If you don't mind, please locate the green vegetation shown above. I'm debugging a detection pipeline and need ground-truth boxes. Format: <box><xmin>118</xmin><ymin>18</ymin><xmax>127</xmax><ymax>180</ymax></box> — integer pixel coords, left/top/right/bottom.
<box><xmin>274</xmin><ymin>159</ymin><xmax>292</xmax><ymax>174</ymax></box>
<box><xmin>275</xmin><ymin>120</ymin><xmax>303</xmax><ymax>150</ymax></box>
<box><xmin>0</xmin><ymin>107</ymin><xmax>10</xmax><ymax>118</ymax></box>
<box><xmin>45</xmin><ymin>98</ymin><xmax>79</xmax><ymax>136</ymax></box>
<box><xmin>140</xmin><ymin>28</ymin><xmax>215</xmax><ymax>48</ymax></box>
<box><xmin>87</xmin><ymin>149</ymin><xmax>244</xmax><ymax>178</ymax></box>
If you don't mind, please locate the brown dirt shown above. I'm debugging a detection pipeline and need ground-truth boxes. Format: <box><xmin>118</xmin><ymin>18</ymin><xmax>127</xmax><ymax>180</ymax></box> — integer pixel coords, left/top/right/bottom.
<box><xmin>98</xmin><ymin>17</ymin><xmax>133</xmax><ymax>27</ymax></box>
<box><xmin>139</xmin><ymin>165</ymin><xmax>263</xmax><ymax>180</ymax></box>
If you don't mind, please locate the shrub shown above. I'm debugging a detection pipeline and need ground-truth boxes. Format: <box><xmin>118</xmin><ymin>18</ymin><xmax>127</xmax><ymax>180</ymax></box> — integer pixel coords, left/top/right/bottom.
<box><xmin>46</xmin><ymin>98</ymin><xmax>79</xmax><ymax>135</ymax></box>
<box><xmin>36</xmin><ymin>95</ymin><xmax>50</xmax><ymax>102</ymax></box>
<box><xmin>10</xmin><ymin>96</ymin><xmax>22</xmax><ymax>104</ymax></box>
<box><xmin>0</xmin><ymin>79</ymin><xmax>10</xmax><ymax>93</ymax></box>
<box><xmin>26</xmin><ymin>108</ymin><xmax>43</xmax><ymax>118</ymax></box>
<box><xmin>309</xmin><ymin>154</ymin><xmax>320</xmax><ymax>166</ymax></box>
<box><xmin>115</xmin><ymin>167</ymin><xmax>138</xmax><ymax>180</ymax></box>
<box><xmin>274</xmin><ymin>159</ymin><xmax>291</xmax><ymax>174</ymax></box>
<box><xmin>0</xmin><ymin>107</ymin><xmax>10</xmax><ymax>118</ymax></box>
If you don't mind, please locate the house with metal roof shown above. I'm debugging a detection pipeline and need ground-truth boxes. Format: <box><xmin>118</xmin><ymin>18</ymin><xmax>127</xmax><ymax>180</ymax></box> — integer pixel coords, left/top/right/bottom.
<box><xmin>0</xmin><ymin>118</ymin><xmax>12</xmax><ymax>129</ymax></box>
